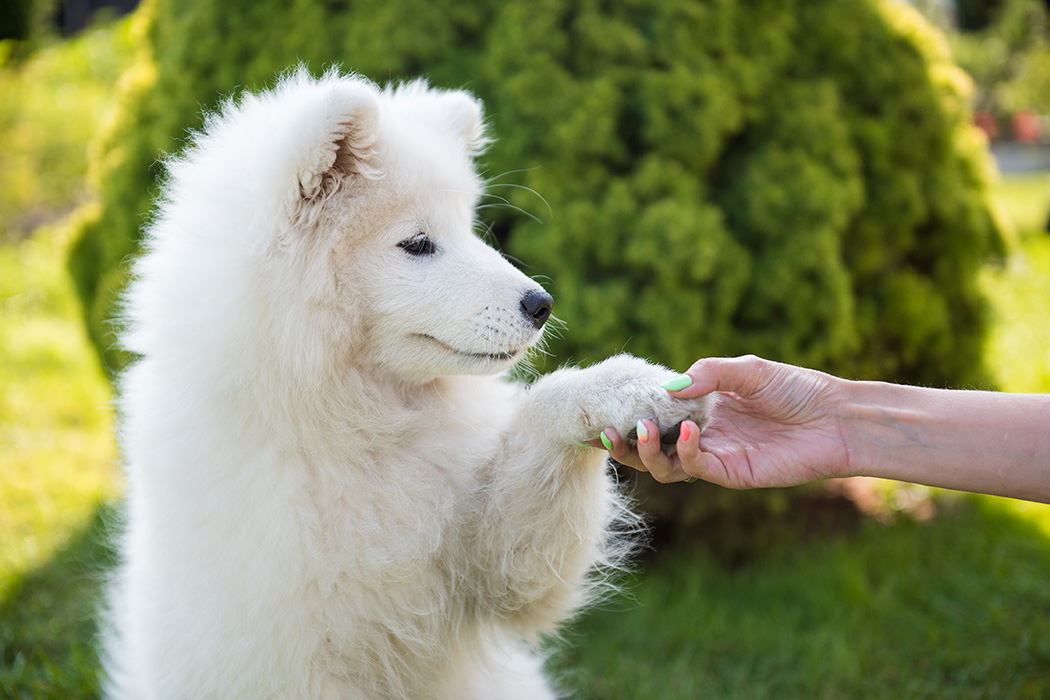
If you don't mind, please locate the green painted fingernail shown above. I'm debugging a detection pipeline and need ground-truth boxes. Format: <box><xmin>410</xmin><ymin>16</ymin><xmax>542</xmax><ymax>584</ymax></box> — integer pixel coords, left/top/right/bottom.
<box><xmin>661</xmin><ymin>374</ymin><xmax>693</xmax><ymax>391</ymax></box>
<box><xmin>600</xmin><ymin>431</ymin><xmax>613</xmax><ymax>451</ymax></box>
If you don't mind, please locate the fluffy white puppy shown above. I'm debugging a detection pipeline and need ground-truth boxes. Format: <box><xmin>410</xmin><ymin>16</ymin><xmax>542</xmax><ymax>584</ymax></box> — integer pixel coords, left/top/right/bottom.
<box><xmin>105</xmin><ymin>68</ymin><xmax>712</xmax><ymax>700</ymax></box>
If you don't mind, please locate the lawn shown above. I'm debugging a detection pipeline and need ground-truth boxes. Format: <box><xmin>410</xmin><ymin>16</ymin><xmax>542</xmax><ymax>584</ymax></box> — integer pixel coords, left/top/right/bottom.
<box><xmin>0</xmin><ymin>221</ymin><xmax>121</xmax><ymax>699</ymax></box>
<box><xmin>1</xmin><ymin>22</ymin><xmax>128</xmax><ymax>699</ymax></box>
<box><xmin>554</xmin><ymin>498</ymin><xmax>1050</xmax><ymax>699</ymax></box>
<box><xmin>1</xmin><ymin>20</ymin><xmax>1050</xmax><ymax>699</ymax></box>
<box><xmin>982</xmin><ymin>171</ymin><xmax>1050</xmax><ymax>394</ymax></box>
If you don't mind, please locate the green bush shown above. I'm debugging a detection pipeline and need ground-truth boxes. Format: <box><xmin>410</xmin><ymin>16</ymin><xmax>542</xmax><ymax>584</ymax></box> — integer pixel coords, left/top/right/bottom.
<box><xmin>71</xmin><ymin>0</ymin><xmax>1005</xmax><ymax>385</ymax></box>
<box><xmin>69</xmin><ymin>0</ymin><xmax>1007</xmax><ymax>525</ymax></box>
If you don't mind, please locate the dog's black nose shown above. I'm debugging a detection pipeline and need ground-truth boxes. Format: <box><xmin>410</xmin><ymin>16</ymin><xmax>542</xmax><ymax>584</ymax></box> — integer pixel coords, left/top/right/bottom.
<box><xmin>520</xmin><ymin>289</ymin><xmax>553</xmax><ymax>329</ymax></box>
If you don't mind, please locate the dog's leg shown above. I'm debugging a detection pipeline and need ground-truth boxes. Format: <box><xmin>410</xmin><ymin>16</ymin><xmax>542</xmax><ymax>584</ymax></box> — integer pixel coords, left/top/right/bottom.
<box><xmin>461</xmin><ymin>354</ymin><xmax>712</xmax><ymax>638</ymax></box>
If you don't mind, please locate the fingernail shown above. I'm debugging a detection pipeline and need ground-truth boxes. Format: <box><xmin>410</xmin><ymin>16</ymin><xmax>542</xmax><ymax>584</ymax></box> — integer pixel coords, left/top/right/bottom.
<box><xmin>636</xmin><ymin>420</ymin><xmax>649</xmax><ymax>445</ymax></box>
<box><xmin>600</xmin><ymin>430</ymin><xmax>614</xmax><ymax>451</ymax></box>
<box><xmin>680</xmin><ymin>422</ymin><xmax>691</xmax><ymax>442</ymax></box>
<box><xmin>661</xmin><ymin>374</ymin><xmax>693</xmax><ymax>392</ymax></box>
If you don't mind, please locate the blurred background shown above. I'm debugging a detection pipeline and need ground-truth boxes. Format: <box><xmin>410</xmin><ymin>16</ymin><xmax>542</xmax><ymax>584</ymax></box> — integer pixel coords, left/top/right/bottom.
<box><xmin>1</xmin><ymin>0</ymin><xmax>1049</xmax><ymax>697</ymax></box>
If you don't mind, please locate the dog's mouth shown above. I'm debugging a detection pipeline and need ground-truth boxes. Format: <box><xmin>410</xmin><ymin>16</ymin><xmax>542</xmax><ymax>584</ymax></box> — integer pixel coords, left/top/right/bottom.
<box><xmin>416</xmin><ymin>334</ymin><xmax>521</xmax><ymax>363</ymax></box>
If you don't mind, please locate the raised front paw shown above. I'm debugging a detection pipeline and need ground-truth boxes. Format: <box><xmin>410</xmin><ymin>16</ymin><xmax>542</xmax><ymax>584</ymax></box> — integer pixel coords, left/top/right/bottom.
<box><xmin>572</xmin><ymin>355</ymin><xmax>714</xmax><ymax>452</ymax></box>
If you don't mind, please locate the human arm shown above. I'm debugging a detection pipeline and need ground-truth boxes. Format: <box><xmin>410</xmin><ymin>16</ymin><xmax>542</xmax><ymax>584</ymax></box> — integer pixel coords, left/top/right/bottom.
<box><xmin>605</xmin><ymin>355</ymin><xmax>1050</xmax><ymax>504</ymax></box>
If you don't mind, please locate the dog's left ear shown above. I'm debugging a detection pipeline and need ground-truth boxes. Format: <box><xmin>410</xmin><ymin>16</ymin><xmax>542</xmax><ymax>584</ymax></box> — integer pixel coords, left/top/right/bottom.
<box><xmin>297</xmin><ymin>79</ymin><xmax>382</xmax><ymax>204</ymax></box>
<box><xmin>439</xmin><ymin>90</ymin><xmax>489</xmax><ymax>156</ymax></box>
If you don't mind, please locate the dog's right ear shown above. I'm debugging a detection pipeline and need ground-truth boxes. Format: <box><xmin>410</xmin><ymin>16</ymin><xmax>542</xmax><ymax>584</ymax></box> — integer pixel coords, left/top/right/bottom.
<box><xmin>296</xmin><ymin>79</ymin><xmax>382</xmax><ymax>205</ymax></box>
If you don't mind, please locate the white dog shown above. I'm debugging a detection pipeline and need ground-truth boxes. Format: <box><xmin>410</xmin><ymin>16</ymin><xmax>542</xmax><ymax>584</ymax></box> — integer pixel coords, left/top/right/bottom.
<box><xmin>104</xmin><ymin>68</ymin><xmax>712</xmax><ymax>699</ymax></box>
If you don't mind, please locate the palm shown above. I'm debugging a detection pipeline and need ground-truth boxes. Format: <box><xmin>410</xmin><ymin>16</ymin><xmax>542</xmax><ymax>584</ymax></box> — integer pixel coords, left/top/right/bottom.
<box><xmin>696</xmin><ymin>365</ymin><xmax>848</xmax><ymax>489</ymax></box>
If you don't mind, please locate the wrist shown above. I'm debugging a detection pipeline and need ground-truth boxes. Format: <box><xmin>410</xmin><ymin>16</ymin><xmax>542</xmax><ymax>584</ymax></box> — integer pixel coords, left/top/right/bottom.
<box><xmin>836</xmin><ymin>378</ymin><xmax>926</xmax><ymax>481</ymax></box>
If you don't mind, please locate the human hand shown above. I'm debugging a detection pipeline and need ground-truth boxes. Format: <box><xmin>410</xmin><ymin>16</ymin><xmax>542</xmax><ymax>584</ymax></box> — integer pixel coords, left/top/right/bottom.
<box><xmin>603</xmin><ymin>355</ymin><xmax>852</xmax><ymax>488</ymax></box>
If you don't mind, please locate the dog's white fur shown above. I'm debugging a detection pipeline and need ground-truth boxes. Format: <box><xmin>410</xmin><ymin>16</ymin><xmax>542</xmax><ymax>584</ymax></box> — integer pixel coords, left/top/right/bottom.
<box><xmin>105</xmin><ymin>68</ymin><xmax>712</xmax><ymax>699</ymax></box>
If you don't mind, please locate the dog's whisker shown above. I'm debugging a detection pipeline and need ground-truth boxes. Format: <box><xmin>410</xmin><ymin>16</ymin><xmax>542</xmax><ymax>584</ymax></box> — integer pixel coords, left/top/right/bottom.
<box><xmin>475</xmin><ymin>201</ymin><xmax>546</xmax><ymax>225</ymax></box>
<box><xmin>480</xmin><ymin>165</ymin><xmax>541</xmax><ymax>185</ymax></box>
<box><xmin>484</xmin><ymin>182</ymin><xmax>553</xmax><ymax>220</ymax></box>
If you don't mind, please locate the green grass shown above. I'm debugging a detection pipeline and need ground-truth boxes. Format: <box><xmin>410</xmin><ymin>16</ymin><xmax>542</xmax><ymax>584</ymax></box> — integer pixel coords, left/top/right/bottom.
<box><xmin>0</xmin><ymin>220</ymin><xmax>120</xmax><ymax>592</ymax></box>
<box><xmin>0</xmin><ymin>504</ymin><xmax>117</xmax><ymax>699</ymax></box>
<box><xmin>982</xmin><ymin>171</ymin><xmax>1050</xmax><ymax>394</ymax></box>
<box><xmin>990</xmin><ymin>172</ymin><xmax>1050</xmax><ymax>242</ymax></box>
<box><xmin>0</xmin><ymin>22</ymin><xmax>127</xmax><ymax>699</ymax></box>
<box><xmin>2</xmin><ymin>20</ymin><xmax>1050</xmax><ymax>696</ymax></box>
<box><xmin>0</xmin><ymin>220</ymin><xmax>120</xmax><ymax>699</ymax></box>
<box><xmin>554</xmin><ymin>498</ymin><xmax>1050</xmax><ymax>699</ymax></box>
<box><xmin>0</xmin><ymin>20</ymin><xmax>135</xmax><ymax>239</ymax></box>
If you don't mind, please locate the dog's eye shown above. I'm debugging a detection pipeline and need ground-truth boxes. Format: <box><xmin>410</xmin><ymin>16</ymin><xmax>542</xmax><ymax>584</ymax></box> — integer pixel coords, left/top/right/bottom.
<box><xmin>398</xmin><ymin>233</ymin><xmax>436</xmax><ymax>257</ymax></box>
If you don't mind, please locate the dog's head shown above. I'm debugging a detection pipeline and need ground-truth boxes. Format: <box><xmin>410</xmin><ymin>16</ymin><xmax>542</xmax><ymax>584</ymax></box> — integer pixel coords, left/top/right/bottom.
<box><xmin>271</xmin><ymin>71</ymin><xmax>552</xmax><ymax>380</ymax></box>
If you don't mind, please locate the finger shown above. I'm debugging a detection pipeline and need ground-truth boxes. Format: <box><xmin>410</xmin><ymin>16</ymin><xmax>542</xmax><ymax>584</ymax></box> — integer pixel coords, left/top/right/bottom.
<box><xmin>675</xmin><ymin>420</ymin><xmax>707</xmax><ymax>482</ymax></box>
<box><xmin>677</xmin><ymin>419</ymin><xmax>701</xmax><ymax>460</ymax></box>
<box><xmin>597</xmin><ymin>428</ymin><xmax>647</xmax><ymax>471</ymax></box>
<box><xmin>579</xmin><ymin>428</ymin><xmax>622</xmax><ymax>451</ymax></box>
<box><xmin>678</xmin><ymin>440</ymin><xmax>734</xmax><ymax>489</ymax></box>
<box><xmin>635</xmin><ymin>419</ymin><xmax>680</xmax><ymax>483</ymax></box>
<box><xmin>694</xmin><ymin>452</ymin><xmax>733</xmax><ymax>488</ymax></box>
<box><xmin>677</xmin><ymin>419</ymin><xmax>737</xmax><ymax>488</ymax></box>
<box><xmin>671</xmin><ymin>420</ymin><xmax>698</xmax><ymax>483</ymax></box>
<box><xmin>667</xmin><ymin>354</ymin><xmax>772</xmax><ymax>399</ymax></box>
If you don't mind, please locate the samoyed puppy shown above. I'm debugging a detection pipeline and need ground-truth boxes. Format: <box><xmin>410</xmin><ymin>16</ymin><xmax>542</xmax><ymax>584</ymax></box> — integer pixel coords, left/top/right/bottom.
<box><xmin>105</xmin><ymin>68</ymin><xmax>712</xmax><ymax>699</ymax></box>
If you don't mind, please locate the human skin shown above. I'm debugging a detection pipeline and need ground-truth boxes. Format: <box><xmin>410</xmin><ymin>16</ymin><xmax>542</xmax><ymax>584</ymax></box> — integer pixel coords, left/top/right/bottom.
<box><xmin>601</xmin><ymin>355</ymin><xmax>1050</xmax><ymax>504</ymax></box>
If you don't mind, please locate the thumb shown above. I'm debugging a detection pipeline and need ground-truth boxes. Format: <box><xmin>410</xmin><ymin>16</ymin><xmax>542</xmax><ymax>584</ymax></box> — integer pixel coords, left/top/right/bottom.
<box><xmin>667</xmin><ymin>355</ymin><xmax>773</xmax><ymax>399</ymax></box>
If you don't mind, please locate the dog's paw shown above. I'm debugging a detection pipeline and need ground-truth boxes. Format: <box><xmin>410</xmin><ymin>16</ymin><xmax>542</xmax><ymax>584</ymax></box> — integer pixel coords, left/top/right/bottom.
<box><xmin>571</xmin><ymin>355</ymin><xmax>713</xmax><ymax>451</ymax></box>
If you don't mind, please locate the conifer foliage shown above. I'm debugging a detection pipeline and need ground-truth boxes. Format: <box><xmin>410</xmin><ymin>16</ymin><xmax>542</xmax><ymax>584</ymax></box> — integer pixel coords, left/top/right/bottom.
<box><xmin>72</xmin><ymin>0</ymin><xmax>1005</xmax><ymax>389</ymax></box>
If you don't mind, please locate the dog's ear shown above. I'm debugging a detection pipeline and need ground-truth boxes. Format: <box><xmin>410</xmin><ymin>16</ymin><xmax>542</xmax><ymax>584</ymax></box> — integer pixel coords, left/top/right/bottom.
<box><xmin>439</xmin><ymin>90</ymin><xmax>489</xmax><ymax>156</ymax></box>
<box><xmin>297</xmin><ymin>80</ymin><xmax>382</xmax><ymax>203</ymax></box>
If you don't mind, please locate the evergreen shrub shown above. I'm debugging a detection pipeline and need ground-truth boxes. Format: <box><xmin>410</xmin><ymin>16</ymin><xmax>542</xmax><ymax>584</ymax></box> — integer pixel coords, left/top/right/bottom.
<box><xmin>70</xmin><ymin>0</ymin><xmax>1007</xmax><ymax>526</ymax></box>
